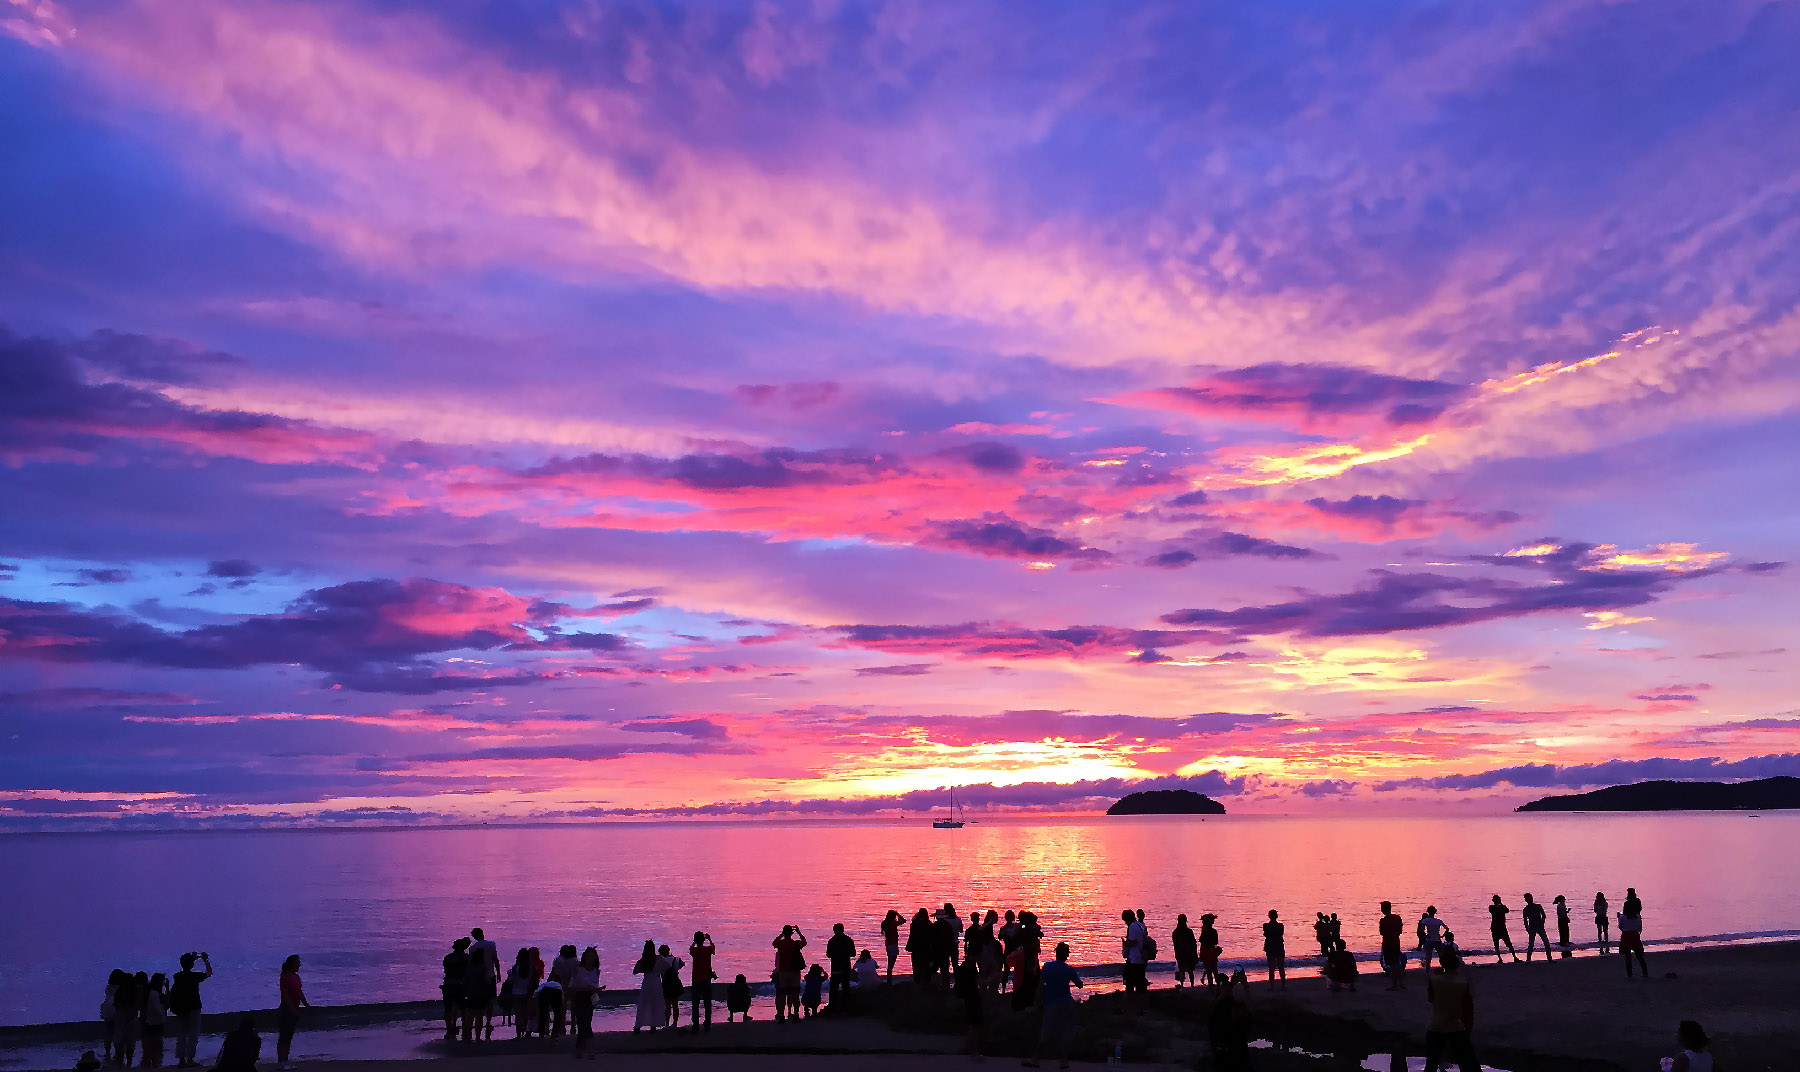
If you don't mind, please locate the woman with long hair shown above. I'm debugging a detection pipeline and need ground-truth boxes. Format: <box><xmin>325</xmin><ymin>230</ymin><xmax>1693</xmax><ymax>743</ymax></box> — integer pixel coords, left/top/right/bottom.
<box><xmin>508</xmin><ymin>949</ymin><xmax>536</xmax><ymax>1038</ymax></box>
<box><xmin>276</xmin><ymin>956</ymin><xmax>309</xmax><ymax>1069</ymax></box>
<box><xmin>569</xmin><ymin>947</ymin><xmax>602</xmax><ymax>1057</ymax></box>
<box><xmin>632</xmin><ymin>941</ymin><xmax>664</xmax><ymax>1032</ymax></box>
<box><xmin>1594</xmin><ymin>892</ymin><xmax>1611</xmax><ymax>953</ymax></box>
<box><xmin>660</xmin><ymin>945</ymin><xmax>684</xmax><ymax>1029</ymax></box>
<box><xmin>140</xmin><ymin>973</ymin><xmax>168</xmax><ymax>1068</ymax></box>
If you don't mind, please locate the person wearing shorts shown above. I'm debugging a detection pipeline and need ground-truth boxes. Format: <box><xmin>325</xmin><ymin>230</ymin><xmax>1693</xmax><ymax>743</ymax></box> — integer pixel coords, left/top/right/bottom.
<box><xmin>1262</xmin><ymin>910</ymin><xmax>1286</xmax><ymax>990</ymax></box>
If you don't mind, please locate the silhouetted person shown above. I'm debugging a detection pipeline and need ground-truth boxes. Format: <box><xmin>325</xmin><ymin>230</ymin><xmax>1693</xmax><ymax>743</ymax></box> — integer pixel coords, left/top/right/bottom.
<box><xmin>1619</xmin><ymin>889</ymin><xmax>1648</xmax><ymax>978</ymax></box>
<box><xmin>1594</xmin><ymin>892</ymin><xmax>1611</xmax><ymax>953</ymax></box>
<box><xmin>660</xmin><ymin>945</ymin><xmax>683</xmax><ymax>1029</ymax></box>
<box><xmin>880</xmin><ymin>911</ymin><xmax>902</xmax><ymax>980</ymax></box>
<box><xmin>1553</xmin><ymin>895</ymin><xmax>1572</xmax><ymax>952</ymax></box>
<box><xmin>1521</xmin><ymin>894</ymin><xmax>1549</xmax><ymax>962</ymax></box>
<box><xmin>855</xmin><ymin>950</ymin><xmax>880</xmax><ymax>990</ymax></box>
<box><xmin>533</xmin><ymin>974</ymin><xmax>562</xmax><ymax>1038</ymax></box>
<box><xmin>1487</xmin><ymin>896</ymin><xmax>1519</xmax><ymax>962</ymax></box>
<box><xmin>113</xmin><ymin>969</ymin><xmax>142</xmax><ymax>1067</ymax></box>
<box><xmin>505</xmin><ymin>949</ymin><xmax>534</xmax><ymax>1038</ymax></box>
<box><xmin>632</xmin><ymin>940</ymin><xmax>661</xmax><ymax>1032</ymax></box>
<box><xmin>1172</xmin><ymin>914</ymin><xmax>1198</xmax><ymax>987</ymax></box>
<box><xmin>688</xmin><ymin>932</ymin><xmax>716</xmax><ymax>1032</ymax></box>
<box><xmin>212</xmin><ymin>1019</ymin><xmax>259</xmax><ymax>1072</ymax></box>
<box><xmin>1199</xmin><ymin>913</ymin><xmax>1222</xmax><ymax>987</ymax></box>
<box><xmin>801</xmin><ymin>964</ymin><xmax>825</xmax><ymax>1017</ymax></box>
<box><xmin>1328</xmin><ymin>913</ymin><xmax>1342</xmax><ymax>947</ymax></box>
<box><xmin>1668</xmin><ymin>1019</ymin><xmax>1713</xmax><ymax>1071</ymax></box>
<box><xmin>464</xmin><ymin>928</ymin><xmax>499</xmax><ymax>1041</ymax></box>
<box><xmin>1207</xmin><ymin>975</ymin><xmax>1252</xmax><ymax>1071</ymax></box>
<box><xmin>1417</xmin><ymin>907</ymin><xmax>1446</xmax><ymax>973</ymax></box>
<box><xmin>941</xmin><ymin>903</ymin><xmax>964</xmax><ymax>969</ymax></box>
<box><xmin>1326</xmin><ymin>939</ymin><xmax>1359</xmax><ymax>991</ymax></box>
<box><xmin>168</xmin><ymin>952</ymin><xmax>211</xmax><ymax>1067</ymax></box>
<box><xmin>772</xmin><ymin>925</ymin><xmax>806</xmax><ymax>1019</ymax></box>
<box><xmin>1314</xmin><ymin>913</ymin><xmax>1333</xmax><ymax>960</ymax></box>
<box><xmin>571</xmin><ymin>946</ymin><xmax>603</xmax><ymax>1054</ymax></box>
<box><xmin>1423</xmin><ymin>949</ymin><xmax>1478</xmax><ymax>1072</ymax></box>
<box><xmin>1120</xmin><ymin>908</ymin><xmax>1149</xmax><ymax>1003</ymax></box>
<box><xmin>906</xmin><ymin>908</ymin><xmax>932</xmax><ymax>984</ymax></box>
<box><xmin>1023</xmin><ymin>942</ymin><xmax>1082</xmax><ymax>1069</ymax></box>
<box><xmin>1262</xmin><ymin>910</ymin><xmax>1287</xmax><ymax>989</ymax></box>
<box><xmin>276</xmin><ymin>955</ymin><xmax>308</xmax><ymax>1068</ymax></box>
<box><xmin>826</xmin><ymin>923</ymin><xmax>856</xmax><ymax>1007</ymax></box>
<box><xmin>953</xmin><ymin>946</ymin><xmax>984</xmax><ymax>1058</ymax></box>
<box><xmin>1379</xmin><ymin>901</ymin><xmax>1406</xmax><ymax>990</ymax></box>
<box><xmin>142</xmin><ymin>973</ymin><xmax>168</xmax><ymax>1068</ymax></box>
<box><xmin>998</xmin><ymin>911</ymin><xmax>1019</xmax><ymax>991</ymax></box>
<box><xmin>725</xmin><ymin>975</ymin><xmax>752</xmax><ymax>1022</ymax></box>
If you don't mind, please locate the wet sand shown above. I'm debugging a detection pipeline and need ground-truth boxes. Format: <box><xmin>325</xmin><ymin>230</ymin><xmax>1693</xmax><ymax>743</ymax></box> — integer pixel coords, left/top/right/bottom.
<box><xmin>8</xmin><ymin>942</ymin><xmax>1797</xmax><ymax>1071</ymax></box>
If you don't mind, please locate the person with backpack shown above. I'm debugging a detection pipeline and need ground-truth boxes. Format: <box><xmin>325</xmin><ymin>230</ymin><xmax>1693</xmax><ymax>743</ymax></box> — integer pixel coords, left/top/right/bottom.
<box><xmin>1120</xmin><ymin>908</ymin><xmax>1149</xmax><ymax>1005</ymax></box>
<box><xmin>167</xmin><ymin>953</ymin><xmax>210</xmax><ymax>1068</ymax></box>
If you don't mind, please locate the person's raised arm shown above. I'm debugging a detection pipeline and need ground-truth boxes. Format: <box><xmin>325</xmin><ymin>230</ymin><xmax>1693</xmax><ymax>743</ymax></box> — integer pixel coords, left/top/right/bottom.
<box><xmin>200</xmin><ymin>954</ymin><xmax>213</xmax><ymax>980</ymax></box>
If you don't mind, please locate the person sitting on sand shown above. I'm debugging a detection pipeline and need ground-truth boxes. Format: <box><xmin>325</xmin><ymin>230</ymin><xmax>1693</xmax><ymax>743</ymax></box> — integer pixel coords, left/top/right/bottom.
<box><xmin>76</xmin><ymin>1051</ymin><xmax>102</xmax><ymax>1072</ymax></box>
<box><xmin>1199</xmin><ymin>914</ymin><xmax>1222</xmax><ymax>988</ymax></box>
<box><xmin>855</xmin><ymin>950</ymin><xmax>880</xmax><ymax>990</ymax></box>
<box><xmin>1023</xmin><ymin>942</ymin><xmax>1083</xmax><ymax>1070</ymax></box>
<box><xmin>1379</xmin><ymin>902</ymin><xmax>1406</xmax><ymax>990</ymax></box>
<box><xmin>1262</xmin><ymin>910</ymin><xmax>1287</xmax><ymax>990</ymax></box>
<box><xmin>1417</xmin><ymin>908</ymin><xmax>1445</xmax><ymax>972</ymax></box>
<box><xmin>1172</xmin><ymin>913</ymin><xmax>1199</xmax><ymax>988</ymax></box>
<box><xmin>1553</xmin><ymin>896</ymin><xmax>1572</xmax><ymax>950</ymax></box>
<box><xmin>1207</xmin><ymin>976</ymin><xmax>1252</xmax><ymax>1072</ymax></box>
<box><xmin>801</xmin><ymin>964</ymin><xmax>826</xmax><ymax>1018</ymax></box>
<box><xmin>1487</xmin><ymin>896</ymin><xmax>1520</xmax><ymax>963</ymax></box>
<box><xmin>1594</xmin><ymin>892</ymin><xmax>1611</xmax><ymax>954</ymax></box>
<box><xmin>1326</xmin><ymin>939</ymin><xmax>1359</xmax><ymax>992</ymax></box>
<box><xmin>1667</xmin><ymin>1019</ymin><xmax>1713</xmax><ymax>1071</ymax></box>
<box><xmin>1618</xmin><ymin>890</ymin><xmax>1648</xmax><ymax>979</ymax></box>
<box><xmin>213</xmin><ymin>1017</ymin><xmax>260</xmax><ymax>1072</ymax></box>
<box><xmin>1423</xmin><ymin>949</ymin><xmax>1478</xmax><ymax>1072</ymax></box>
<box><xmin>725</xmin><ymin>975</ymin><xmax>753</xmax><ymax>1022</ymax></box>
<box><xmin>1521</xmin><ymin>894</ymin><xmax>1550</xmax><ymax>962</ymax></box>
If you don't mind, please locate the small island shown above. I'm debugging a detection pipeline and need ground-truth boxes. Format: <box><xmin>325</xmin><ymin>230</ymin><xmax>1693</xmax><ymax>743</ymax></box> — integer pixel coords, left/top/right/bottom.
<box><xmin>1107</xmin><ymin>788</ymin><xmax>1226</xmax><ymax>815</ymax></box>
<box><xmin>1516</xmin><ymin>776</ymin><xmax>1800</xmax><ymax>812</ymax></box>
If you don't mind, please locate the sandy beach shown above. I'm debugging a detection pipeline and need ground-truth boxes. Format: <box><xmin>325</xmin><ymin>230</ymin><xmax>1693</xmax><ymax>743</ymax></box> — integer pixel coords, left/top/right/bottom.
<box><xmin>9</xmin><ymin>942</ymin><xmax>1797</xmax><ymax>1072</ymax></box>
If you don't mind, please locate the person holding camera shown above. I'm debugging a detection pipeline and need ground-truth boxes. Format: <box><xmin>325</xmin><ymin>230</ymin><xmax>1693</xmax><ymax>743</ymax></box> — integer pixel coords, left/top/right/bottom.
<box><xmin>167</xmin><ymin>953</ymin><xmax>210</xmax><ymax>1068</ymax></box>
<box><xmin>688</xmin><ymin>932</ymin><xmax>717</xmax><ymax>1032</ymax></box>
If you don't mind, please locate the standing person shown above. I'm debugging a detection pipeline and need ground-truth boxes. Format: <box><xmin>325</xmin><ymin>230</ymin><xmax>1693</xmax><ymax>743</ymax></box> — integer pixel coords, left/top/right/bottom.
<box><xmin>1487</xmin><ymin>896</ymin><xmax>1520</xmax><ymax>963</ymax></box>
<box><xmin>998</xmin><ymin>911</ymin><xmax>1020</xmax><ymax>992</ymax></box>
<box><xmin>660</xmin><ymin>945</ymin><xmax>684</xmax><ymax>1029</ymax></box>
<box><xmin>140</xmin><ymin>973</ymin><xmax>168</xmax><ymax>1069</ymax></box>
<box><xmin>1619</xmin><ymin>889</ymin><xmax>1648</xmax><ymax>979</ymax></box>
<box><xmin>941</xmin><ymin>904</ymin><xmax>964</xmax><ymax>969</ymax></box>
<box><xmin>464</xmin><ymin>929</ymin><xmax>499</xmax><ymax>1042</ymax></box>
<box><xmin>1171</xmin><ymin>914</ymin><xmax>1198</xmax><ymax>988</ymax></box>
<box><xmin>1553</xmin><ymin>896</ymin><xmax>1572</xmax><ymax>952</ymax></box>
<box><xmin>1120</xmin><ymin>909</ymin><xmax>1149</xmax><ymax>1004</ymax></box>
<box><xmin>772</xmin><ymin>925</ymin><xmax>807</xmax><ymax>1021</ymax></box>
<box><xmin>688</xmin><ymin>932</ymin><xmax>717</xmax><ymax>1033</ymax></box>
<box><xmin>1594</xmin><ymin>893</ymin><xmax>1611</xmax><ymax>954</ymax></box>
<box><xmin>632</xmin><ymin>941</ymin><xmax>665</xmax><ymax>1033</ymax></box>
<box><xmin>524</xmin><ymin>948</ymin><xmax>544</xmax><ymax>1035</ymax></box>
<box><xmin>1423</xmin><ymin>948</ymin><xmax>1478</xmax><ymax>1072</ymax></box>
<box><xmin>1261</xmin><ymin>910</ymin><xmax>1287</xmax><ymax>990</ymax></box>
<box><xmin>570</xmin><ymin>946</ymin><xmax>602</xmax><ymax>1057</ymax></box>
<box><xmin>533</xmin><ymin>974</ymin><xmax>562</xmax><ymax>1038</ymax></box>
<box><xmin>1008</xmin><ymin>913</ymin><xmax>1043</xmax><ymax>1014</ymax></box>
<box><xmin>933</xmin><ymin>910</ymin><xmax>958</xmax><ymax>985</ymax></box>
<box><xmin>953</xmin><ymin>943</ymin><xmax>984</xmax><ymax>1059</ymax></box>
<box><xmin>1313</xmin><ymin>914</ymin><xmax>1332</xmax><ymax>961</ymax></box>
<box><xmin>1198</xmin><ymin>914</ymin><xmax>1222</xmax><ymax>988</ymax></box>
<box><xmin>825</xmin><ymin>924</ymin><xmax>856</xmax><ymax>1008</ymax></box>
<box><xmin>1521</xmin><ymin>895</ymin><xmax>1549</xmax><ymax>962</ymax></box>
<box><xmin>880</xmin><ymin>911</ymin><xmax>902</xmax><ymax>981</ymax></box>
<box><xmin>1667</xmin><ymin>1020</ymin><xmax>1714</xmax><ymax>1072</ymax></box>
<box><xmin>1417</xmin><ymin>908</ymin><xmax>1446</xmax><ymax>973</ymax></box>
<box><xmin>440</xmin><ymin>940</ymin><xmax>469</xmax><ymax>1041</ymax></box>
<box><xmin>276</xmin><ymin>956</ymin><xmax>309</xmax><ymax>1070</ymax></box>
<box><xmin>1023</xmin><ymin>943</ymin><xmax>1083</xmax><ymax>1070</ymax></box>
<box><xmin>506</xmin><ymin>950</ymin><xmax>536</xmax><ymax>1038</ymax></box>
<box><xmin>548</xmin><ymin>945</ymin><xmax>578</xmax><ymax>1037</ymax></box>
<box><xmin>1379</xmin><ymin>902</ymin><xmax>1406</xmax><ymax>990</ymax></box>
<box><xmin>905</xmin><ymin>909</ymin><xmax>932</xmax><ymax>986</ymax></box>
<box><xmin>101</xmin><ymin>971</ymin><xmax>124</xmax><ymax>1065</ymax></box>
<box><xmin>166</xmin><ymin>952</ymin><xmax>211</xmax><ymax>1068</ymax></box>
<box><xmin>113</xmin><ymin>971</ymin><xmax>142</xmax><ymax>1067</ymax></box>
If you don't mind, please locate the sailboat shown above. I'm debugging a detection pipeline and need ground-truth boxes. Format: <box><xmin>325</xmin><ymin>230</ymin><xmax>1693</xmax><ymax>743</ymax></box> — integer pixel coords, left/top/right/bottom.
<box><xmin>932</xmin><ymin>787</ymin><xmax>965</xmax><ymax>828</ymax></box>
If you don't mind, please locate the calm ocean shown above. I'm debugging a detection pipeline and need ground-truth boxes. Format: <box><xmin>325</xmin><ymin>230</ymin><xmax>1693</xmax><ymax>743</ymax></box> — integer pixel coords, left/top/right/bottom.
<box><xmin>3</xmin><ymin>813</ymin><xmax>1796</xmax><ymax>1026</ymax></box>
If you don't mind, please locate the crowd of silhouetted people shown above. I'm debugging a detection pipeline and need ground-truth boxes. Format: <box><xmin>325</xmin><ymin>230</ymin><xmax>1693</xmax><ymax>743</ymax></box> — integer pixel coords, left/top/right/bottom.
<box><xmin>85</xmin><ymin>885</ymin><xmax>1702</xmax><ymax>1072</ymax></box>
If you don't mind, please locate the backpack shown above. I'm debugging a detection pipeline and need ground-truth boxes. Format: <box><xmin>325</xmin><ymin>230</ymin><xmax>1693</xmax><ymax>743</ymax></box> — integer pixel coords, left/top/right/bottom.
<box><xmin>1144</xmin><ymin>935</ymin><xmax>1159</xmax><ymax>961</ymax></box>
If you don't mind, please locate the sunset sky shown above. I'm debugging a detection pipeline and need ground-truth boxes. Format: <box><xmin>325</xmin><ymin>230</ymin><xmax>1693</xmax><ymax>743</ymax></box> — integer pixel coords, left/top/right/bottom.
<box><xmin>2</xmin><ymin>0</ymin><xmax>1797</xmax><ymax>827</ymax></box>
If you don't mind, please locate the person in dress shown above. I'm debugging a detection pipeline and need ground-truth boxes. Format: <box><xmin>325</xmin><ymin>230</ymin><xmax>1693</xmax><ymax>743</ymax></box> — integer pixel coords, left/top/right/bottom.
<box><xmin>275</xmin><ymin>956</ymin><xmax>308</xmax><ymax>1069</ymax></box>
<box><xmin>631</xmin><ymin>941</ymin><xmax>664</xmax><ymax>1033</ymax></box>
<box><xmin>569</xmin><ymin>946</ymin><xmax>602</xmax><ymax>1057</ymax></box>
<box><xmin>1198</xmin><ymin>914</ymin><xmax>1222</xmax><ymax>988</ymax></box>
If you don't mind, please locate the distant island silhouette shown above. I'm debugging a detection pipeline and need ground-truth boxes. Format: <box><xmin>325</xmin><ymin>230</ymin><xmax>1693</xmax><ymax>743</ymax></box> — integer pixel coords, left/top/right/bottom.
<box><xmin>1516</xmin><ymin>776</ymin><xmax>1800</xmax><ymax>812</ymax></box>
<box><xmin>1106</xmin><ymin>788</ymin><xmax>1226</xmax><ymax>815</ymax></box>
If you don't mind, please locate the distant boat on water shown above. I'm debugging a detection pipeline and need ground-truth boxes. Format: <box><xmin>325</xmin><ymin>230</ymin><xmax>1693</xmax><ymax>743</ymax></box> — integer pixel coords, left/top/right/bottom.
<box><xmin>932</xmin><ymin>788</ymin><xmax>966</xmax><ymax>828</ymax></box>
